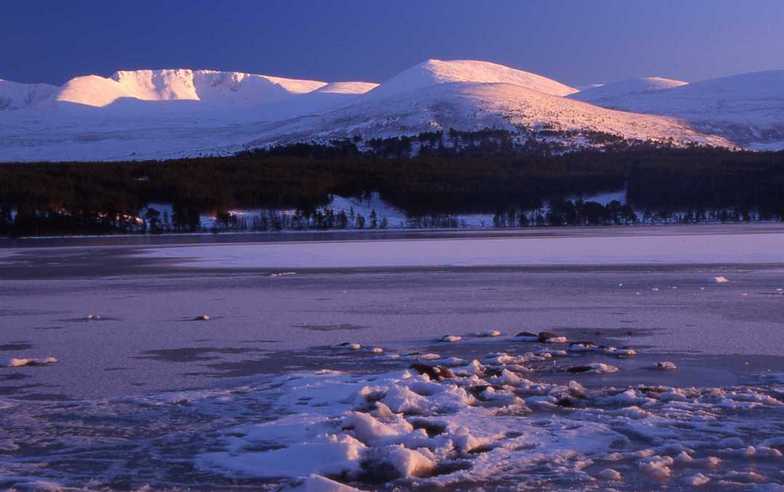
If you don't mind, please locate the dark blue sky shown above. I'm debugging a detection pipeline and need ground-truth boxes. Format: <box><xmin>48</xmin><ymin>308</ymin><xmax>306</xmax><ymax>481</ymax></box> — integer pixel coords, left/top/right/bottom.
<box><xmin>3</xmin><ymin>0</ymin><xmax>783</xmax><ymax>86</ymax></box>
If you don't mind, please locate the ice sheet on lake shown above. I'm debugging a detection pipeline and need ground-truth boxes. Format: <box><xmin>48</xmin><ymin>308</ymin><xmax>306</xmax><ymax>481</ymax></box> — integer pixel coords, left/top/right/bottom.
<box><xmin>139</xmin><ymin>231</ymin><xmax>784</xmax><ymax>269</ymax></box>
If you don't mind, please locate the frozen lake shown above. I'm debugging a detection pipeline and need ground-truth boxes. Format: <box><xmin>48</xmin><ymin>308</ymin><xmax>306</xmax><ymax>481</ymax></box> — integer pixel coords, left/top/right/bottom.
<box><xmin>1</xmin><ymin>224</ymin><xmax>784</xmax><ymax>490</ymax></box>
<box><xmin>138</xmin><ymin>226</ymin><xmax>784</xmax><ymax>268</ymax></box>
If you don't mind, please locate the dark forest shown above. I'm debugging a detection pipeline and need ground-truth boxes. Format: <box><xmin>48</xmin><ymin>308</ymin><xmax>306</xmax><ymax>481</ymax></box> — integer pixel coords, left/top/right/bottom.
<box><xmin>2</xmin><ymin>135</ymin><xmax>783</xmax><ymax>236</ymax></box>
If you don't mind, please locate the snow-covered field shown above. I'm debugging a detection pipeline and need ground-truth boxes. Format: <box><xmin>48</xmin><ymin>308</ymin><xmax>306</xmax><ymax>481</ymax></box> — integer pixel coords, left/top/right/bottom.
<box><xmin>4</xmin><ymin>59</ymin><xmax>784</xmax><ymax>162</ymax></box>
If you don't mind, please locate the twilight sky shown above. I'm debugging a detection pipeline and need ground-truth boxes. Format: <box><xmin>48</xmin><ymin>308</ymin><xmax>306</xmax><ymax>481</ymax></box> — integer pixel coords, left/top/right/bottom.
<box><xmin>2</xmin><ymin>0</ymin><xmax>783</xmax><ymax>87</ymax></box>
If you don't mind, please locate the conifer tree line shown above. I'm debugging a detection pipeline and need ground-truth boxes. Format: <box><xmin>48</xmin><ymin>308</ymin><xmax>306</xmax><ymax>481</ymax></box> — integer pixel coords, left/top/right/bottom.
<box><xmin>1</xmin><ymin>130</ymin><xmax>783</xmax><ymax>236</ymax></box>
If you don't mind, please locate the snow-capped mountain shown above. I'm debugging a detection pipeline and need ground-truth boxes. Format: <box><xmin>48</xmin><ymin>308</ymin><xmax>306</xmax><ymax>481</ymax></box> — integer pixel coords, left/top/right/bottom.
<box><xmin>0</xmin><ymin>68</ymin><xmax>379</xmax><ymax>161</ymax></box>
<box><xmin>569</xmin><ymin>71</ymin><xmax>784</xmax><ymax>149</ymax></box>
<box><xmin>0</xmin><ymin>59</ymin><xmax>782</xmax><ymax>161</ymax></box>
<box><xmin>0</xmin><ymin>79</ymin><xmax>58</xmax><ymax>110</ymax></box>
<box><xmin>249</xmin><ymin>60</ymin><xmax>720</xmax><ymax>149</ymax></box>
<box><xmin>15</xmin><ymin>69</ymin><xmax>376</xmax><ymax>109</ymax></box>
<box><xmin>366</xmin><ymin>59</ymin><xmax>577</xmax><ymax>99</ymax></box>
<box><xmin>246</xmin><ymin>78</ymin><xmax>729</xmax><ymax>149</ymax></box>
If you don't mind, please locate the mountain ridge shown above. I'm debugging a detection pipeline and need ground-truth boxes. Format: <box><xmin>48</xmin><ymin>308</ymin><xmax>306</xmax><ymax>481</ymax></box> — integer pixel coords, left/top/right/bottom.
<box><xmin>1</xmin><ymin>59</ymin><xmax>782</xmax><ymax>161</ymax></box>
<box><xmin>2</xmin><ymin>68</ymin><xmax>377</xmax><ymax>109</ymax></box>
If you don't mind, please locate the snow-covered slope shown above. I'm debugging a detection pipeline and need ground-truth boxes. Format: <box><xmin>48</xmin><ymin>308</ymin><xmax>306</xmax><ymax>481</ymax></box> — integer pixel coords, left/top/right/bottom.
<box><xmin>368</xmin><ymin>59</ymin><xmax>577</xmax><ymax>99</ymax></box>
<box><xmin>0</xmin><ymin>79</ymin><xmax>58</xmax><ymax>110</ymax></box>
<box><xmin>571</xmin><ymin>71</ymin><xmax>784</xmax><ymax>148</ymax></box>
<box><xmin>3</xmin><ymin>60</ymin><xmax>784</xmax><ymax>162</ymax></box>
<box><xmin>570</xmin><ymin>77</ymin><xmax>687</xmax><ymax>104</ymax></box>
<box><xmin>315</xmin><ymin>81</ymin><xmax>379</xmax><ymax>94</ymax></box>
<box><xmin>245</xmin><ymin>81</ymin><xmax>731</xmax><ymax>149</ymax></box>
<box><xmin>57</xmin><ymin>75</ymin><xmax>131</xmax><ymax>107</ymax></box>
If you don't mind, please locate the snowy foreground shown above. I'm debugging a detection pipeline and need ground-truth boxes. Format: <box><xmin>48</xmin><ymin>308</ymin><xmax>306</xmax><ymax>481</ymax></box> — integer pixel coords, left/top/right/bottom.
<box><xmin>200</xmin><ymin>352</ymin><xmax>784</xmax><ymax>491</ymax></box>
<box><xmin>2</xmin><ymin>338</ymin><xmax>783</xmax><ymax>490</ymax></box>
<box><xmin>3</xmin><ymin>59</ymin><xmax>784</xmax><ymax>161</ymax></box>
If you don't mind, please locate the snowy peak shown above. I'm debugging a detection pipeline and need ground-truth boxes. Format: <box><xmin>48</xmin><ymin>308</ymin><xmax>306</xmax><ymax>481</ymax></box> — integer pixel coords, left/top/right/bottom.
<box><xmin>0</xmin><ymin>79</ymin><xmax>58</xmax><ymax>110</ymax></box>
<box><xmin>570</xmin><ymin>76</ymin><xmax>688</xmax><ymax>103</ymax></box>
<box><xmin>369</xmin><ymin>59</ymin><xmax>578</xmax><ymax>98</ymax></box>
<box><xmin>54</xmin><ymin>69</ymin><xmax>331</xmax><ymax>108</ymax></box>
<box><xmin>110</xmin><ymin>69</ymin><xmax>199</xmax><ymax>101</ymax></box>
<box><xmin>57</xmin><ymin>75</ymin><xmax>137</xmax><ymax>107</ymax></box>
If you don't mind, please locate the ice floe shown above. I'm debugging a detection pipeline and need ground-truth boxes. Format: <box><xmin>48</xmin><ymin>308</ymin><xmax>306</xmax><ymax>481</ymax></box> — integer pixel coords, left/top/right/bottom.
<box><xmin>334</xmin><ymin>342</ymin><xmax>363</xmax><ymax>351</ymax></box>
<box><xmin>598</xmin><ymin>468</ymin><xmax>623</xmax><ymax>481</ymax></box>
<box><xmin>3</xmin><ymin>336</ymin><xmax>784</xmax><ymax>490</ymax></box>
<box><xmin>475</xmin><ymin>330</ymin><xmax>502</xmax><ymax>338</ymax></box>
<box><xmin>285</xmin><ymin>474</ymin><xmax>364</xmax><ymax>492</ymax></box>
<box><xmin>514</xmin><ymin>331</ymin><xmax>568</xmax><ymax>343</ymax></box>
<box><xmin>566</xmin><ymin>362</ymin><xmax>619</xmax><ymax>374</ymax></box>
<box><xmin>6</xmin><ymin>356</ymin><xmax>58</xmax><ymax>368</ymax></box>
<box><xmin>270</xmin><ymin>271</ymin><xmax>298</xmax><ymax>278</ymax></box>
<box><xmin>187</xmin><ymin>341</ymin><xmax>784</xmax><ymax>490</ymax></box>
